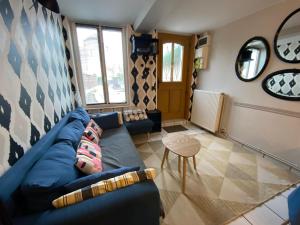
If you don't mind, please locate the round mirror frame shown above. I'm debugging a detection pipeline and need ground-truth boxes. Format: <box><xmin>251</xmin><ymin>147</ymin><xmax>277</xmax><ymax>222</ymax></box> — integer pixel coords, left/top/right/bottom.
<box><xmin>262</xmin><ymin>68</ymin><xmax>300</xmax><ymax>101</ymax></box>
<box><xmin>274</xmin><ymin>8</ymin><xmax>300</xmax><ymax>64</ymax></box>
<box><xmin>235</xmin><ymin>36</ymin><xmax>270</xmax><ymax>82</ymax></box>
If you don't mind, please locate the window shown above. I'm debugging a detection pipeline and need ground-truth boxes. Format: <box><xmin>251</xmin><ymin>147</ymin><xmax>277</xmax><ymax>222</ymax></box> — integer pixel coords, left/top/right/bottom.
<box><xmin>76</xmin><ymin>25</ymin><xmax>127</xmax><ymax>105</ymax></box>
<box><xmin>162</xmin><ymin>42</ymin><xmax>184</xmax><ymax>82</ymax></box>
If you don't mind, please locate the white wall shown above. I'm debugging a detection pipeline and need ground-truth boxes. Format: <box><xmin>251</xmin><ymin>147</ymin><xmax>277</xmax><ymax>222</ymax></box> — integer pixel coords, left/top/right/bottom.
<box><xmin>198</xmin><ymin>0</ymin><xmax>300</xmax><ymax>167</ymax></box>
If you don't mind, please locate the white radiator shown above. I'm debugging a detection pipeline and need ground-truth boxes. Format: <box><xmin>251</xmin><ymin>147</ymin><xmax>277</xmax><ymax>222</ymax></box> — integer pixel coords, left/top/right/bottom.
<box><xmin>191</xmin><ymin>90</ymin><xmax>224</xmax><ymax>133</ymax></box>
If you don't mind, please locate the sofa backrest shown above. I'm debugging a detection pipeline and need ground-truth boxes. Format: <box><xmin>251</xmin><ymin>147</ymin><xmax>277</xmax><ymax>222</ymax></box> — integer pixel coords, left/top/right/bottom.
<box><xmin>0</xmin><ymin>114</ymin><xmax>71</xmax><ymax>223</ymax></box>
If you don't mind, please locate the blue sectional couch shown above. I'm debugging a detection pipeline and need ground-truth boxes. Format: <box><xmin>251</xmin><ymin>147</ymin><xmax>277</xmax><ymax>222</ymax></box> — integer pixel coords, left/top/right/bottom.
<box><xmin>0</xmin><ymin>108</ymin><xmax>161</xmax><ymax>225</ymax></box>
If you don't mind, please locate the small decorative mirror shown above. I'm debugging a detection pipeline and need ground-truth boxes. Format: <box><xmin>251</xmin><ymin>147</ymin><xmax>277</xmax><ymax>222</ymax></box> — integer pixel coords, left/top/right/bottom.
<box><xmin>235</xmin><ymin>37</ymin><xmax>270</xmax><ymax>82</ymax></box>
<box><xmin>274</xmin><ymin>8</ymin><xmax>300</xmax><ymax>63</ymax></box>
<box><xmin>262</xmin><ymin>69</ymin><xmax>300</xmax><ymax>101</ymax></box>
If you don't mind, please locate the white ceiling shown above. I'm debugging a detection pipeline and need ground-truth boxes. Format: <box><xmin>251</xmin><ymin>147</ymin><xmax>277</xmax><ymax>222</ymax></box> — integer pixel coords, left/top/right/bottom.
<box><xmin>58</xmin><ymin>0</ymin><xmax>284</xmax><ymax>34</ymax></box>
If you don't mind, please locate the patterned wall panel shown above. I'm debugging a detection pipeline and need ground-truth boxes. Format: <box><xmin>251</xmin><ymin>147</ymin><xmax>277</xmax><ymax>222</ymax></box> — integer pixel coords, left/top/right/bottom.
<box><xmin>0</xmin><ymin>0</ymin><xmax>75</xmax><ymax>175</ymax></box>
<box><xmin>187</xmin><ymin>34</ymin><xmax>200</xmax><ymax>120</ymax></box>
<box><xmin>127</xmin><ymin>26</ymin><xmax>157</xmax><ymax>111</ymax></box>
<box><xmin>61</xmin><ymin>16</ymin><xmax>82</xmax><ymax>107</ymax></box>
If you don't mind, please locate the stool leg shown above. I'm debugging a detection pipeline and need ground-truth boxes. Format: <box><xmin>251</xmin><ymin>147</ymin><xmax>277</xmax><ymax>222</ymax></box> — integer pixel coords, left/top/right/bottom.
<box><xmin>182</xmin><ymin>157</ymin><xmax>187</xmax><ymax>193</ymax></box>
<box><xmin>147</xmin><ymin>132</ymin><xmax>150</xmax><ymax>141</ymax></box>
<box><xmin>193</xmin><ymin>156</ymin><xmax>197</xmax><ymax>170</ymax></box>
<box><xmin>178</xmin><ymin>156</ymin><xmax>181</xmax><ymax>174</ymax></box>
<box><xmin>161</xmin><ymin>148</ymin><xmax>169</xmax><ymax>169</ymax></box>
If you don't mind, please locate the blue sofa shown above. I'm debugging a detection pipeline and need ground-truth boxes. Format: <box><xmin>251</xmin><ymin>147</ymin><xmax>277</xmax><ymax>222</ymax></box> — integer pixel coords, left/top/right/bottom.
<box><xmin>0</xmin><ymin>108</ymin><xmax>161</xmax><ymax>225</ymax></box>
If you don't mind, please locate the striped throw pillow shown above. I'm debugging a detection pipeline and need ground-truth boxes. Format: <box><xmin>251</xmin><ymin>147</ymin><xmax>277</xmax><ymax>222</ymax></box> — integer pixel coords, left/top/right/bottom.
<box><xmin>52</xmin><ymin>168</ymin><xmax>156</xmax><ymax>208</ymax></box>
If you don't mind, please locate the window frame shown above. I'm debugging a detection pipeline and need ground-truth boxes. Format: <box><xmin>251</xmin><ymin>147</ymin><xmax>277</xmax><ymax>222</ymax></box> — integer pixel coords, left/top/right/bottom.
<box><xmin>73</xmin><ymin>23</ymin><xmax>129</xmax><ymax>109</ymax></box>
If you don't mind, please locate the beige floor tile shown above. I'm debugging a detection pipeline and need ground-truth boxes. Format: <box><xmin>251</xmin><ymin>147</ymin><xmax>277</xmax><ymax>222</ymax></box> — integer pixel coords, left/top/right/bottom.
<box><xmin>163</xmin><ymin>195</ymin><xmax>207</xmax><ymax>225</ymax></box>
<box><xmin>257</xmin><ymin>166</ymin><xmax>299</xmax><ymax>185</ymax></box>
<box><xmin>136</xmin><ymin>143</ymin><xmax>154</xmax><ymax>153</ymax></box>
<box><xmin>229</xmin><ymin>152</ymin><xmax>257</xmax><ymax>166</ymax></box>
<box><xmin>244</xmin><ymin>205</ymin><xmax>284</xmax><ymax>225</ymax></box>
<box><xmin>143</xmin><ymin>153</ymin><xmax>162</xmax><ymax>168</ymax></box>
<box><xmin>155</xmin><ymin>170</ymin><xmax>182</xmax><ymax>192</ymax></box>
<box><xmin>207</xmin><ymin>141</ymin><xmax>233</xmax><ymax>152</ymax></box>
<box><xmin>265</xmin><ymin>195</ymin><xmax>289</xmax><ymax>220</ymax></box>
<box><xmin>227</xmin><ymin>217</ymin><xmax>251</xmax><ymax>225</ymax></box>
<box><xmin>219</xmin><ymin>178</ymin><xmax>257</xmax><ymax>204</ymax></box>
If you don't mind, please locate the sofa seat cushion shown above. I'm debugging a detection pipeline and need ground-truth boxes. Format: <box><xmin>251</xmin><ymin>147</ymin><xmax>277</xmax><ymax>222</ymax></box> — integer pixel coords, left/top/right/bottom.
<box><xmin>124</xmin><ymin>119</ymin><xmax>153</xmax><ymax>135</ymax></box>
<box><xmin>64</xmin><ymin>166</ymin><xmax>139</xmax><ymax>192</ymax></box>
<box><xmin>21</xmin><ymin>142</ymin><xmax>80</xmax><ymax>212</ymax></box>
<box><xmin>100</xmin><ymin>126</ymin><xmax>146</xmax><ymax>171</ymax></box>
<box><xmin>55</xmin><ymin>119</ymin><xmax>85</xmax><ymax>149</ymax></box>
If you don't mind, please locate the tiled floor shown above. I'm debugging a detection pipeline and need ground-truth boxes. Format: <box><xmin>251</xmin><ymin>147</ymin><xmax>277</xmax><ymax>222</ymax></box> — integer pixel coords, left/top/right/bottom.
<box><xmin>132</xmin><ymin>121</ymin><xmax>300</xmax><ymax>225</ymax></box>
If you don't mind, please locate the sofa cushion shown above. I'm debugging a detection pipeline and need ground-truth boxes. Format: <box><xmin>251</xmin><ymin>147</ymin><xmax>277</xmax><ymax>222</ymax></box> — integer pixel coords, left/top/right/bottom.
<box><xmin>69</xmin><ymin>107</ymin><xmax>90</xmax><ymax>126</ymax></box>
<box><xmin>124</xmin><ymin>119</ymin><xmax>153</xmax><ymax>135</ymax></box>
<box><xmin>100</xmin><ymin>126</ymin><xmax>146</xmax><ymax>171</ymax></box>
<box><xmin>21</xmin><ymin>142</ymin><xmax>80</xmax><ymax>212</ymax></box>
<box><xmin>55</xmin><ymin>119</ymin><xmax>85</xmax><ymax>149</ymax></box>
<box><xmin>90</xmin><ymin>112</ymin><xmax>119</xmax><ymax>130</ymax></box>
<box><xmin>82</xmin><ymin>127</ymin><xmax>99</xmax><ymax>144</ymax></box>
<box><xmin>78</xmin><ymin>140</ymin><xmax>102</xmax><ymax>158</ymax></box>
<box><xmin>64</xmin><ymin>166</ymin><xmax>139</xmax><ymax>192</ymax></box>
<box><xmin>87</xmin><ymin>119</ymin><xmax>103</xmax><ymax>138</ymax></box>
<box><xmin>75</xmin><ymin>139</ymin><xmax>102</xmax><ymax>175</ymax></box>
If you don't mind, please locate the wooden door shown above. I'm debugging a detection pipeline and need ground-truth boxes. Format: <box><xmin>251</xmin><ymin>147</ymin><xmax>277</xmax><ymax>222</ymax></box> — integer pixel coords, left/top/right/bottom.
<box><xmin>157</xmin><ymin>33</ymin><xmax>190</xmax><ymax>121</ymax></box>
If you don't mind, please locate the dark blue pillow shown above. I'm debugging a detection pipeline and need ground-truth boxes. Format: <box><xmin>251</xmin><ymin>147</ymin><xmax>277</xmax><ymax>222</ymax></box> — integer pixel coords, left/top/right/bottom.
<box><xmin>69</xmin><ymin>107</ymin><xmax>90</xmax><ymax>126</ymax></box>
<box><xmin>21</xmin><ymin>142</ymin><xmax>80</xmax><ymax>212</ymax></box>
<box><xmin>64</xmin><ymin>166</ymin><xmax>139</xmax><ymax>192</ymax></box>
<box><xmin>288</xmin><ymin>186</ymin><xmax>300</xmax><ymax>225</ymax></box>
<box><xmin>55</xmin><ymin>119</ymin><xmax>84</xmax><ymax>149</ymax></box>
<box><xmin>90</xmin><ymin>112</ymin><xmax>119</xmax><ymax>130</ymax></box>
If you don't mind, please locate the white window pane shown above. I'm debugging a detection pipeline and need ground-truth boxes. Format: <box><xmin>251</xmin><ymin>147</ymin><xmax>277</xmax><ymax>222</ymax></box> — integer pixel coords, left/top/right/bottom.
<box><xmin>76</xmin><ymin>26</ymin><xmax>104</xmax><ymax>104</ymax></box>
<box><xmin>103</xmin><ymin>29</ymin><xmax>126</xmax><ymax>103</ymax></box>
<box><xmin>173</xmin><ymin>43</ymin><xmax>183</xmax><ymax>82</ymax></box>
<box><xmin>162</xmin><ymin>43</ymin><xmax>172</xmax><ymax>82</ymax></box>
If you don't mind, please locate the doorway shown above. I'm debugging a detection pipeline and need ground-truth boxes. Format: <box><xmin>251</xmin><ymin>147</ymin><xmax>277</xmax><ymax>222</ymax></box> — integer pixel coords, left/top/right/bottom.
<box><xmin>157</xmin><ymin>33</ymin><xmax>191</xmax><ymax>121</ymax></box>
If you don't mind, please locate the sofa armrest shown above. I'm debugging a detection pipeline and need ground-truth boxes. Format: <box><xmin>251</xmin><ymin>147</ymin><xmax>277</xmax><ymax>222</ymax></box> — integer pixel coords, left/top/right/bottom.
<box><xmin>89</xmin><ymin>112</ymin><xmax>119</xmax><ymax>130</ymax></box>
<box><xmin>14</xmin><ymin>181</ymin><xmax>160</xmax><ymax>225</ymax></box>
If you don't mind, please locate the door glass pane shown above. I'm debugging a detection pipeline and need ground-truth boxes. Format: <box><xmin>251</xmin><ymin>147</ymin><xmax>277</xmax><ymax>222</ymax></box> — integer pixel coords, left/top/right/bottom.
<box><xmin>162</xmin><ymin>43</ymin><xmax>172</xmax><ymax>82</ymax></box>
<box><xmin>76</xmin><ymin>26</ymin><xmax>104</xmax><ymax>104</ymax></box>
<box><xmin>103</xmin><ymin>29</ymin><xmax>126</xmax><ymax>103</ymax></box>
<box><xmin>173</xmin><ymin>43</ymin><xmax>183</xmax><ymax>82</ymax></box>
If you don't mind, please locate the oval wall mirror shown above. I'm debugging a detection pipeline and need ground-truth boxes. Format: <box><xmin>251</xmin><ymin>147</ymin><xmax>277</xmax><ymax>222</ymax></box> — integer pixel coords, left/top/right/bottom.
<box><xmin>235</xmin><ymin>36</ymin><xmax>270</xmax><ymax>82</ymax></box>
<box><xmin>274</xmin><ymin>8</ymin><xmax>300</xmax><ymax>63</ymax></box>
<box><xmin>262</xmin><ymin>69</ymin><xmax>300</xmax><ymax>101</ymax></box>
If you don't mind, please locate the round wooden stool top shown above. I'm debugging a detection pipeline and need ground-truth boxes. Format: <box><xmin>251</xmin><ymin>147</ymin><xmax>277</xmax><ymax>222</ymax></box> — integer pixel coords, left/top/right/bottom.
<box><xmin>162</xmin><ymin>133</ymin><xmax>201</xmax><ymax>157</ymax></box>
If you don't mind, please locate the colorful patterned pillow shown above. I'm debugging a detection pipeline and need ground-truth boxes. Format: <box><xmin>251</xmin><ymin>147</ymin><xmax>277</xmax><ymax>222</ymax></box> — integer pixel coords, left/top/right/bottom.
<box><xmin>82</xmin><ymin>127</ymin><xmax>99</xmax><ymax>144</ymax></box>
<box><xmin>52</xmin><ymin>168</ymin><xmax>156</xmax><ymax>208</ymax></box>
<box><xmin>75</xmin><ymin>154</ymin><xmax>102</xmax><ymax>174</ymax></box>
<box><xmin>78</xmin><ymin>140</ymin><xmax>102</xmax><ymax>158</ymax></box>
<box><xmin>123</xmin><ymin>109</ymin><xmax>148</xmax><ymax>122</ymax></box>
<box><xmin>87</xmin><ymin>119</ymin><xmax>103</xmax><ymax>138</ymax></box>
<box><xmin>75</xmin><ymin>139</ymin><xmax>102</xmax><ymax>174</ymax></box>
